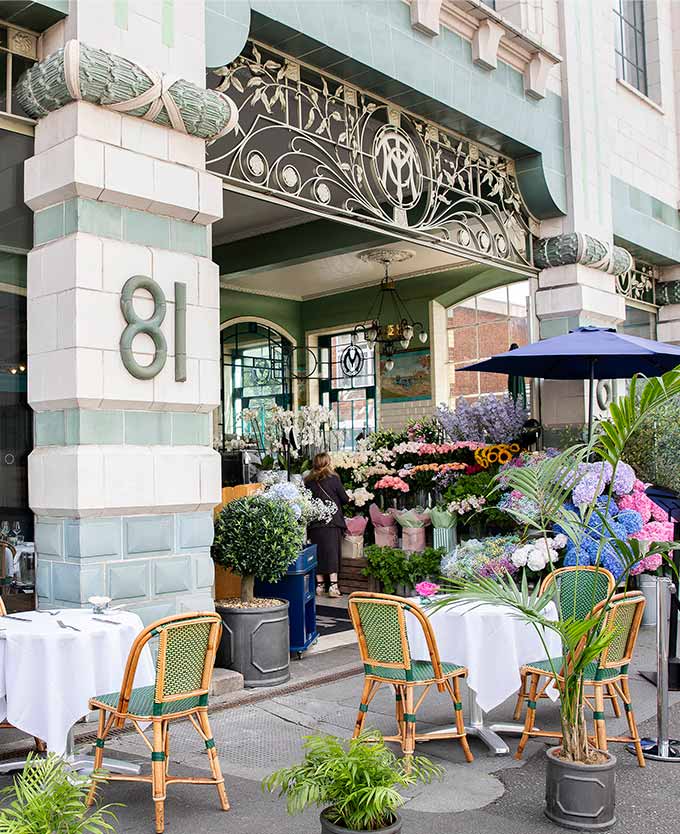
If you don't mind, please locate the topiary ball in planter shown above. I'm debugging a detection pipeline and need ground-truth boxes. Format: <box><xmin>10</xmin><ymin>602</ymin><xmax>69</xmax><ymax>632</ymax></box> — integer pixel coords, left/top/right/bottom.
<box><xmin>213</xmin><ymin>495</ymin><xmax>304</xmax><ymax>687</ymax></box>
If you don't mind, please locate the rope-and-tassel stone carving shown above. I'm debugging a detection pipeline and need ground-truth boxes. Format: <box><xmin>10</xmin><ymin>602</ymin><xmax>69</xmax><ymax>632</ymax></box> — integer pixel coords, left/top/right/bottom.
<box><xmin>534</xmin><ymin>232</ymin><xmax>633</xmax><ymax>276</ymax></box>
<box><xmin>16</xmin><ymin>40</ymin><xmax>238</xmax><ymax>142</ymax></box>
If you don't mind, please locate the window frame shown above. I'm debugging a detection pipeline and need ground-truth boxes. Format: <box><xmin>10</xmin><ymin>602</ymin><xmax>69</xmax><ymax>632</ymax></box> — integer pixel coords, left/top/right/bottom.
<box><xmin>614</xmin><ymin>0</ymin><xmax>648</xmax><ymax>97</ymax></box>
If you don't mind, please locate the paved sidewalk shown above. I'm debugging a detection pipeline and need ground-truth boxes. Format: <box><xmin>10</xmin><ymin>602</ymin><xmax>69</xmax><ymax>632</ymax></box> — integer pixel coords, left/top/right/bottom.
<box><xmin>31</xmin><ymin>625</ymin><xmax>680</xmax><ymax>834</ymax></box>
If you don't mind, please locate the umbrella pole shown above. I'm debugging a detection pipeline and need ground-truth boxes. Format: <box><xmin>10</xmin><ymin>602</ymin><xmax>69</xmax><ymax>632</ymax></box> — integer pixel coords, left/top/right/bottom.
<box><xmin>587</xmin><ymin>360</ymin><xmax>595</xmax><ymax>443</ymax></box>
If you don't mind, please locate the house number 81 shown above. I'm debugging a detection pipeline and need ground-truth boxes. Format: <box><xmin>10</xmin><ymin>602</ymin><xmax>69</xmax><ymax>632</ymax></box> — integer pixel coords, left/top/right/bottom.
<box><xmin>119</xmin><ymin>275</ymin><xmax>187</xmax><ymax>382</ymax></box>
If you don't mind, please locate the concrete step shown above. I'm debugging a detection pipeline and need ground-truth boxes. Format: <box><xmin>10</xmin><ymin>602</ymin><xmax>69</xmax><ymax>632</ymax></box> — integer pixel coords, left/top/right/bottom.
<box><xmin>210</xmin><ymin>667</ymin><xmax>244</xmax><ymax>697</ymax></box>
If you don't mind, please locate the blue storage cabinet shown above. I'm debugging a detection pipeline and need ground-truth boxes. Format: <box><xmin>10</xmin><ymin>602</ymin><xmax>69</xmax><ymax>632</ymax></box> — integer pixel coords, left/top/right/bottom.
<box><xmin>255</xmin><ymin>544</ymin><xmax>318</xmax><ymax>658</ymax></box>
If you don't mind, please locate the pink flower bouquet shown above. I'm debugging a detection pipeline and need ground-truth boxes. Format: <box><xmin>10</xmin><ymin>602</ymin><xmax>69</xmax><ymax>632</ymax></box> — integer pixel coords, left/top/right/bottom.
<box><xmin>369</xmin><ymin>502</ymin><xmax>398</xmax><ymax>547</ymax></box>
<box><xmin>415</xmin><ymin>581</ymin><xmax>440</xmax><ymax>598</ymax></box>
<box><xmin>345</xmin><ymin>516</ymin><xmax>368</xmax><ymax>537</ymax></box>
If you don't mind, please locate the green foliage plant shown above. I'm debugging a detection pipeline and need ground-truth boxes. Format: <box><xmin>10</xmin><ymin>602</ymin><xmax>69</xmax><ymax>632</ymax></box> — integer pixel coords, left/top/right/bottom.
<box><xmin>0</xmin><ymin>754</ymin><xmax>119</xmax><ymax>834</ymax></box>
<box><xmin>263</xmin><ymin>731</ymin><xmax>442</xmax><ymax>831</ymax></box>
<box><xmin>213</xmin><ymin>495</ymin><xmax>305</xmax><ymax>604</ymax></box>
<box><xmin>363</xmin><ymin>546</ymin><xmax>443</xmax><ymax>594</ymax></box>
<box><xmin>435</xmin><ymin>368</ymin><xmax>680</xmax><ymax>764</ymax></box>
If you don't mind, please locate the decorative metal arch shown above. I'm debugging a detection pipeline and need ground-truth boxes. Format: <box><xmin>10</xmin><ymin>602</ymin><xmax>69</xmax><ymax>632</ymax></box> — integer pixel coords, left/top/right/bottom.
<box><xmin>207</xmin><ymin>41</ymin><xmax>537</xmax><ymax>272</ymax></box>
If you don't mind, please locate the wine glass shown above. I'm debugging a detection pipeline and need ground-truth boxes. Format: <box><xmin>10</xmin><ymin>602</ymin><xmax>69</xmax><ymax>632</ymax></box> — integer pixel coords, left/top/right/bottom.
<box><xmin>0</xmin><ymin>521</ymin><xmax>9</xmax><ymax>540</ymax></box>
<box><xmin>11</xmin><ymin>522</ymin><xmax>20</xmax><ymax>540</ymax></box>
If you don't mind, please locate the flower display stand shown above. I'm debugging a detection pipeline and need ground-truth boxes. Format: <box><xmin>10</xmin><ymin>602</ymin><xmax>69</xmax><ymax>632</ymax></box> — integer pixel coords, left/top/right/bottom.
<box><xmin>256</xmin><ymin>544</ymin><xmax>318</xmax><ymax>659</ymax></box>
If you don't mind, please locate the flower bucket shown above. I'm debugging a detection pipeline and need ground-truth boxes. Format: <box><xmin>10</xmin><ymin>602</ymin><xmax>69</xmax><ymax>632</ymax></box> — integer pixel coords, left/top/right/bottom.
<box><xmin>433</xmin><ymin>526</ymin><xmax>457</xmax><ymax>553</ymax></box>
<box><xmin>402</xmin><ymin>527</ymin><xmax>426</xmax><ymax>553</ymax></box>
<box><xmin>342</xmin><ymin>535</ymin><xmax>364</xmax><ymax>561</ymax></box>
<box><xmin>374</xmin><ymin>526</ymin><xmax>398</xmax><ymax>547</ymax></box>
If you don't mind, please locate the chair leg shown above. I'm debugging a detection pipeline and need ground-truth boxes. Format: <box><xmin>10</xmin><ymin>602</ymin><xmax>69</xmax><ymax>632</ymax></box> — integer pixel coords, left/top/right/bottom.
<box><xmin>593</xmin><ymin>685</ymin><xmax>607</xmax><ymax>752</ymax></box>
<box><xmin>33</xmin><ymin>737</ymin><xmax>47</xmax><ymax>753</ymax></box>
<box><xmin>620</xmin><ymin>678</ymin><xmax>645</xmax><ymax>768</ymax></box>
<box><xmin>394</xmin><ymin>685</ymin><xmax>405</xmax><ymax>745</ymax></box>
<box><xmin>451</xmin><ymin>676</ymin><xmax>473</xmax><ymax>763</ymax></box>
<box><xmin>86</xmin><ymin>710</ymin><xmax>107</xmax><ymax>808</ymax></box>
<box><xmin>403</xmin><ymin>686</ymin><xmax>416</xmax><ymax>766</ymax></box>
<box><xmin>197</xmin><ymin>710</ymin><xmax>230</xmax><ymax>811</ymax></box>
<box><xmin>606</xmin><ymin>683</ymin><xmax>622</xmax><ymax>718</ymax></box>
<box><xmin>516</xmin><ymin>672</ymin><xmax>540</xmax><ymax>760</ymax></box>
<box><xmin>151</xmin><ymin>720</ymin><xmax>167</xmax><ymax>834</ymax></box>
<box><xmin>513</xmin><ymin>671</ymin><xmax>528</xmax><ymax>721</ymax></box>
<box><xmin>353</xmin><ymin>678</ymin><xmax>374</xmax><ymax>738</ymax></box>
<box><xmin>163</xmin><ymin>724</ymin><xmax>170</xmax><ymax>776</ymax></box>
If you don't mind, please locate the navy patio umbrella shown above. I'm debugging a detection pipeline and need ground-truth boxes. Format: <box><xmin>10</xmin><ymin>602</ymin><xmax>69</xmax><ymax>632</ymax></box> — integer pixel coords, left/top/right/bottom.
<box><xmin>462</xmin><ymin>326</ymin><xmax>680</xmax><ymax>441</ymax></box>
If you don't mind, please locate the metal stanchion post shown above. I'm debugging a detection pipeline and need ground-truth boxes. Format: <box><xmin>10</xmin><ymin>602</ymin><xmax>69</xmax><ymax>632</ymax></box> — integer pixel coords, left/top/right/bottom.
<box><xmin>631</xmin><ymin>576</ymin><xmax>680</xmax><ymax>761</ymax></box>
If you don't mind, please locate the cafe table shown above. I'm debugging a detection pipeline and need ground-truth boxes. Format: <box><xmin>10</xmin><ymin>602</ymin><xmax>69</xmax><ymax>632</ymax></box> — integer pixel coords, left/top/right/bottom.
<box><xmin>0</xmin><ymin>607</ymin><xmax>155</xmax><ymax>773</ymax></box>
<box><xmin>406</xmin><ymin>598</ymin><xmax>561</xmax><ymax>755</ymax></box>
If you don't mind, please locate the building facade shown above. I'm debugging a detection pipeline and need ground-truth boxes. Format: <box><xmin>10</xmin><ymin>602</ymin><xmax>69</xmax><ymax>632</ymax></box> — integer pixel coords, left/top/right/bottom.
<box><xmin>1</xmin><ymin>0</ymin><xmax>679</xmax><ymax>617</ymax></box>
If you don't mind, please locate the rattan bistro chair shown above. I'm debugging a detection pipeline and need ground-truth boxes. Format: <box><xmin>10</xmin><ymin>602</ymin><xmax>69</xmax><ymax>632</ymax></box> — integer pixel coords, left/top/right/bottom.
<box><xmin>513</xmin><ymin>566</ymin><xmax>618</xmax><ymax>721</ymax></box>
<box><xmin>348</xmin><ymin>592</ymin><xmax>473</xmax><ymax>763</ymax></box>
<box><xmin>0</xmin><ymin>595</ymin><xmax>46</xmax><ymax>753</ymax></box>
<box><xmin>86</xmin><ymin>612</ymin><xmax>229</xmax><ymax>833</ymax></box>
<box><xmin>515</xmin><ymin>591</ymin><xmax>647</xmax><ymax>766</ymax></box>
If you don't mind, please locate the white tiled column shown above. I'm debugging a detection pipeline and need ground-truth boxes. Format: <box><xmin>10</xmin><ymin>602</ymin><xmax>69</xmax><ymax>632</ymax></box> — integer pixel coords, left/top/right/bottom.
<box><xmin>27</xmin><ymin>3</ymin><xmax>222</xmax><ymax>621</ymax></box>
<box><xmin>535</xmin><ymin>0</ymin><xmax>625</xmax><ymax>433</ymax></box>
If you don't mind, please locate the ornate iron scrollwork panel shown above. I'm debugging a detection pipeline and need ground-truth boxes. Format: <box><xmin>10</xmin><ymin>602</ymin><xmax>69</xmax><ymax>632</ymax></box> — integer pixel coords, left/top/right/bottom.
<box><xmin>207</xmin><ymin>41</ymin><xmax>535</xmax><ymax>271</ymax></box>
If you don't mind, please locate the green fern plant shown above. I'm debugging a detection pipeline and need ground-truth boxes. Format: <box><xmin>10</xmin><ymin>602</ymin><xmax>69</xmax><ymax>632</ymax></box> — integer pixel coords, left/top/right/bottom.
<box><xmin>263</xmin><ymin>731</ymin><xmax>442</xmax><ymax>831</ymax></box>
<box><xmin>0</xmin><ymin>754</ymin><xmax>119</xmax><ymax>834</ymax></box>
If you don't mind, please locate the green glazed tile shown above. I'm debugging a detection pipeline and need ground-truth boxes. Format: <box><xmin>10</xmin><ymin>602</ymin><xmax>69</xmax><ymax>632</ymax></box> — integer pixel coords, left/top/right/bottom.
<box><xmin>124</xmin><ymin>411</ymin><xmax>172</xmax><ymax>445</ymax></box>
<box><xmin>77</xmin><ymin>199</ymin><xmax>123</xmax><ymax>239</ymax></box>
<box><xmin>172</xmin><ymin>413</ymin><xmax>211</xmax><ymax>445</ymax></box>
<box><xmin>34</xmin><ymin>411</ymin><xmax>66</xmax><ymax>446</ymax></box>
<box><xmin>170</xmin><ymin>220</ymin><xmax>209</xmax><ymax>256</ymax></box>
<box><xmin>34</xmin><ymin>203</ymin><xmax>65</xmax><ymax>245</ymax></box>
<box><xmin>124</xmin><ymin>209</ymin><xmax>171</xmax><ymax>249</ymax></box>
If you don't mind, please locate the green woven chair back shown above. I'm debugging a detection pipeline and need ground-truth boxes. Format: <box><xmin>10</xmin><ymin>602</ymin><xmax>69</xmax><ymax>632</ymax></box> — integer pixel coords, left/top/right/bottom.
<box><xmin>153</xmin><ymin>614</ymin><xmax>219</xmax><ymax>703</ymax></box>
<box><xmin>551</xmin><ymin>568</ymin><xmax>613</xmax><ymax>621</ymax></box>
<box><xmin>597</xmin><ymin>595</ymin><xmax>643</xmax><ymax>672</ymax></box>
<box><xmin>352</xmin><ymin>598</ymin><xmax>411</xmax><ymax>670</ymax></box>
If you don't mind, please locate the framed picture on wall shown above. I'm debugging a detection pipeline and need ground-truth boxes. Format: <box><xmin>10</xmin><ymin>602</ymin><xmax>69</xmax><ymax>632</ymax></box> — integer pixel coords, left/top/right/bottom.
<box><xmin>379</xmin><ymin>349</ymin><xmax>431</xmax><ymax>403</ymax></box>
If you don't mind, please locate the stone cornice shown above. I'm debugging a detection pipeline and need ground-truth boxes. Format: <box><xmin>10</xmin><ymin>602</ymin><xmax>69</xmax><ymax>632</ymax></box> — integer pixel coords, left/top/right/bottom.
<box><xmin>408</xmin><ymin>0</ymin><xmax>561</xmax><ymax>100</ymax></box>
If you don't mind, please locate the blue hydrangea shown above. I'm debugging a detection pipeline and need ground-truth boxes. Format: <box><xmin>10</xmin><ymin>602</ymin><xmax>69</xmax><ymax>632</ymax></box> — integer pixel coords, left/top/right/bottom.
<box><xmin>615</xmin><ymin>509</ymin><xmax>643</xmax><ymax>535</ymax></box>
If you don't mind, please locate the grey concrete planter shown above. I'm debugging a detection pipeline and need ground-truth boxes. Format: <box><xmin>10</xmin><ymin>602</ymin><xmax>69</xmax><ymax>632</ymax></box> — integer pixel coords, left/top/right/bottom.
<box><xmin>215</xmin><ymin>600</ymin><xmax>290</xmax><ymax>688</ymax></box>
<box><xmin>320</xmin><ymin>811</ymin><xmax>401</xmax><ymax>834</ymax></box>
<box><xmin>545</xmin><ymin>747</ymin><xmax>616</xmax><ymax>831</ymax></box>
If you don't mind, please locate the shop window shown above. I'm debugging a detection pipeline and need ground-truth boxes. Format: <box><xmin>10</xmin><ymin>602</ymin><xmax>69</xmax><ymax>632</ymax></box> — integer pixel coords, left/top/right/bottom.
<box><xmin>447</xmin><ymin>281</ymin><xmax>531</xmax><ymax>403</ymax></box>
<box><xmin>318</xmin><ymin>332</ymin><xmax>376</xmax><ymax>450</ymax></box>
<box><xmin>614</xmin><ymin>0</ymin><xmax>648</xmax><ymax>97</ymax></box>
<box><xmin>0</xmin><ymin>22</ymin><xmax>38</xmax><ymax>120</ymax></box>
<box><xmin>220</xmin><ymin>322</ymin><xmax>293</xmax><ymax>444</ymax></box>
<box><xmin>0</xmin><ymin>290</ymin><xmax>32</xmax><ymax>539</ymax></box>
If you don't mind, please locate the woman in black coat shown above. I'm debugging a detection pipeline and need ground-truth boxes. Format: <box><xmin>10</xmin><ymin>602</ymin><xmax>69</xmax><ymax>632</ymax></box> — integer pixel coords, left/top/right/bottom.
<box><xmin>305</xmin><ymin>452</ymin><xmax>349</xmax><ymax>598</ymax></box>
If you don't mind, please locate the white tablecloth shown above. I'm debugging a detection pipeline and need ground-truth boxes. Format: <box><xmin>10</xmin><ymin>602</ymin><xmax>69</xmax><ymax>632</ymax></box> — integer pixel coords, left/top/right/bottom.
<box><xmin>406</xmin><ymin>600</ymin><xmax>561</xmax><ymax>713</ymax></box>
<box><xmin>0</xmin><ymin>609</ymin><xmax>155</xmax><ymax>754</ymax></box>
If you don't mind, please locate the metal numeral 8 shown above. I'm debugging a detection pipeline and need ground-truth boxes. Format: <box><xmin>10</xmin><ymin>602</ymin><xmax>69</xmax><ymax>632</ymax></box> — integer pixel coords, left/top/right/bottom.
<box><xmin>119</xmin><ymin>275</ymin><xmax>168</xmax><ymax>380</ymax></box>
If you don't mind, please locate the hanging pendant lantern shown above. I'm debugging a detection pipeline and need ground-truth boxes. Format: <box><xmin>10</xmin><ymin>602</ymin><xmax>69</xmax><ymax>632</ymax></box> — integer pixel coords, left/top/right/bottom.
<box><xmin>352</xmin><ymin>248</ymin><xmax>426</xmax><ymax>365</ymax></box>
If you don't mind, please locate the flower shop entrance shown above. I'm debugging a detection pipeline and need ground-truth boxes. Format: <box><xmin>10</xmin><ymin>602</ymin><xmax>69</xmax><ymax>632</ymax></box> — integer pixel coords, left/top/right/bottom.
<box><xmin>207</xmin><ymin>38</ymin><xmax>541</xmax><ymax>627</ymax></box>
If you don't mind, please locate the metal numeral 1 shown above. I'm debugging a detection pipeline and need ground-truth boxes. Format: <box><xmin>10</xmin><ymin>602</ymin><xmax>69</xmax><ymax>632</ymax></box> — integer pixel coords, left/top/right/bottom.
<box><xmin>119</xmin><ymin>275</ymin><xmax>187</xmax><ymax>382</ymax></box>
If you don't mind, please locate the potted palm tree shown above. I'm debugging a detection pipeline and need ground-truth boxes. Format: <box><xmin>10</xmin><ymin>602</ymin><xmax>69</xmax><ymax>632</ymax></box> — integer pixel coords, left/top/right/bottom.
<box><xmin>263</xmin><ymin>731</ymin><xmax>442</xmax><ymax>833</ymax></box>
<box><xmin>213</xmin><ymin>494</ymin><xmax>304</xmax><ymax>687</ymax></box>
<box><xmin>0</xmin><ymin>753</ymin><xmax>118</xmax><ymax>834</ymax></box>
<box><xmin>437</xmin><ymin>368</ymin><xmax>680</xmax><ymax>830</ymax></box>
